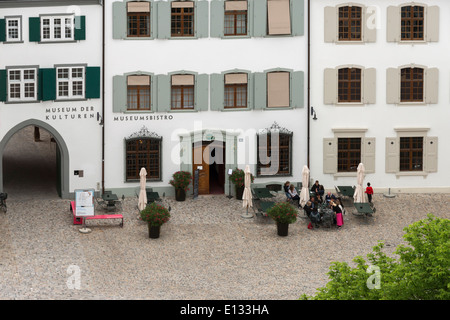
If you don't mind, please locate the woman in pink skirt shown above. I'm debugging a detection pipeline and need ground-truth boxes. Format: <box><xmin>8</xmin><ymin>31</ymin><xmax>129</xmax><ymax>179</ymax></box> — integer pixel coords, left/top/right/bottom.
<box><xmin>331</xmin><ymin>200</ymin><xmax>344</xmax><ymax>229</ymax></box>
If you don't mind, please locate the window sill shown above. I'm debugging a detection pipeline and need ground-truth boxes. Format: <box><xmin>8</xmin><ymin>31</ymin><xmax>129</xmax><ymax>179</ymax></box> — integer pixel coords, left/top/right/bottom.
<box><xmin>5</xmin><ymin>99</ymin><xmax>39</xmax><ymax>104</ymax></box>
<box><xmin>167</xmin><ymin>108</ymin><xmax>197</xmax><ymax>113</ymax></box>
<box><xmin>336</xmin><ymin>102</ymin><xmax>365</xmax><ymax>106</ymax></box>
<box><xmin>333</xmin><ymin>172</ymin><xmax>357</xmax><ymax>179</ymax></box>
<box><xmin>396</xmin><ymin>102</ymin><xmax>427</xmax><ymax>106</ymax></box>
<box><xmin>3</xmin><ymin>40</ymin><xmax>24</xmax><ymax>44</ymax></box>
<box><xmin>55</xmin><ymin>98</ymin><xmax>87</xmax><ymax>102</ymax></box>
<box><xmin>335</xmin><ymin>40</ymin><xmax>364</xmax><ymax>44</ymax></box>
<box><xmin>221</xmin><ymin>107</ymin><xmax>251</xmax><ymax>112</ymax></box>
<box><xmin>395</xmin><ymin>171</ymin><xmax>428</xmax><ymax>178</ymax></box>
<box><xmin>221</xmin><ymin>34</ymin><xmax>251</xmax><ymax>39</ymax></box>
<box><xmin>38</xmin><ymin>40</ymin><xmax>77</xmax><ymax>44</ymax></box>
<box><xmin>124</xmin><ymin>36</ymin><xmax>154</xmax><ymax>40</ymax></box>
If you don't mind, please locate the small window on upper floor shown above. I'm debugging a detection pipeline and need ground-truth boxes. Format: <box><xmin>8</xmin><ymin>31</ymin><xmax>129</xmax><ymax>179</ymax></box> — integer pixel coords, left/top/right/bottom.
<box><xmin>224</xmin><ymin>1</ymin><xmax>247</xmax><ymax>36</ymax></box>
<box><xmin>338</xmin><ymin>68</ymin><xmax>361</xmax><ymax>103</ymax></box>
<box><xmin>338</xmin><ymin>6</ymin><xmax>362</xmax><ymax>41</ymax></box>
<box><xmin>6</xmin><ymin>17</ymin><xmax>22</xmax><ymax>42</ymax></box>
<box><xmin>7</xmin><ymin>68</ymin><xmax>38</xmax><ymax>102</ymax></box>
<box><xmin>400</xmin><ymin>6</ymin><xmax>424</xmax><ymax>41</ymax></box>
<box><xmin>171</xmin><ymin>74</ymin><xmax>195</xmax><ymax>109</ymax></box>
<box><xmin>267</xmin><ymin>0</ymin><xmax>291</xmax><ymax>35</ymax></box>
<box><xmin>127</xmin><ymin>1</ymin><xmax>151</xmax><ymax>37</ymax></box>
<box><xmin>171</xmin><ymin>1</ymin><xmax>195</xmax><ymax>37</ymax></box>
<box><xmin>127</xmin><ymin>75</ymin><xmax>151</xmax><ymax>110</ymax></box>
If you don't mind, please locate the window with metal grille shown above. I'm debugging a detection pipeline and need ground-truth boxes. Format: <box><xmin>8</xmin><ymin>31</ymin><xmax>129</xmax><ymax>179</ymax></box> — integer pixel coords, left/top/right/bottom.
<box><xmin>401</xmin><ymin>6</ymin><xmax>424</xmax><ymax>41</ymax></box>
<box><xmin>338</xmin><ymin>138</ymin><xmax>361</xmax><ymax>172</ymax></box>
<box><xmin>338</xmin><ymin>68</ymin><xmax>361</xmax><ymax>102</ymax></box>
<box><xmin>338</xmin><ymin>6</ymin><xmax>362</xmax><ymax>41</ymax></box>
<box><xmin>171</xmin><ymin>4</ymin><xmax>194</xmax><ymax>37</ymax></box>
<box><xmin>400</xmin><ymin>67</ymin><xmax>424</xmax><ymax>102</ymax></box>
<box><xmin>126</xmin><ymin>138</ymin><xmax>161</xmax><ymax>181</ymax></box>
<box><xmin>400</xmin><ymin>137</ymin><xmax>423</xmax><ymax>171</ymax></box>
<box><xmin>257</xmin><ymin>133</ymin><xmax>292</xmax><ymax>176</ymax></box>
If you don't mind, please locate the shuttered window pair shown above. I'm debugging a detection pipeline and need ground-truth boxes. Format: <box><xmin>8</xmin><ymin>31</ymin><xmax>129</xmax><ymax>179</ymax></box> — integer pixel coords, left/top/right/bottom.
<box><xmin>387</xmin><ymin>5</ymin><xmax>439</xmax><ymax>43</ymax></box>
<box><xmin>386</xmin><ymin>129</ymin><xmax>437</xmax><ymax>175</ymax></box>
<box><xmin>113</xmin><ymin>0</ymin><xmax>208</xmax><ymax>39</ymax></box>
<box><xmin>113</xmin><ymin>72</ymin><xmax>208</xmax><ymax>112</ymax></box>
<box><xmin>324</xmin><ymin>66</ymin><xmax>375</xmax><ymax>105</ymax></box>
<box><xmin>323</xmin><ymin>130</ymin><xmax>375</xmax><ymax>175</ymax></box>
<box><xmin>29</xmin><ymin>15</ymin><xmax>86</xmax><ymax>42</ymax></box>
<box><xmin>386</xmin><ymin>66</ymin><xmax>438</xmax><ymax>104</ymax></box>
<box><xmin>211</xmin><ymin>0</ymin><xmax>304</xmax><ymax>38</ymax></box>
<box><xmin>324</xmin><ymin>4</ymin><xmax>376</xmax><ymax>43</ymax></box>
<box><xmin>0</xmin><ymin>67</ymin><xmax>100</xmax><ymax>102</ymax></box>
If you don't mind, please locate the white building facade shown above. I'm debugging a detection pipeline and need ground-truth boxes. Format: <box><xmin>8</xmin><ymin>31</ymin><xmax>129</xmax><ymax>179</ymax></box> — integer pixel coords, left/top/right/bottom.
<box><xmin>310</xmin><ymin>0</ymin><xmax>450</xmax><ymax>194</ymax></box>
<box><xmin>0</xmin><ymin>0</ymin><xmax>103</xmax><ymax>198</ymax></box>
<box><xmin>104</xmin><ymin>0</ymin><xmax>308</xmax><ymax>197</ymax></box>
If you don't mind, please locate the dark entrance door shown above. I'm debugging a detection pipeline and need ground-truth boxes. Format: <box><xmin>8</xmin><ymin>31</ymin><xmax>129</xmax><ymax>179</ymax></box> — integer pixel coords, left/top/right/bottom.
<box><xmin>192</xmin><ymin>141</ymin><xmax>225</xmax><ymax>195</ymax></box>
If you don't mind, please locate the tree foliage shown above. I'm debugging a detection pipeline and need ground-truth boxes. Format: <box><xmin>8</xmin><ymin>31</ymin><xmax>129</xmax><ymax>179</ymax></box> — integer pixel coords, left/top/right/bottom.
<box><xmin>300</xmin><ymin>214</ymin><xmax>450</xmax><ymax>300</ymax></box>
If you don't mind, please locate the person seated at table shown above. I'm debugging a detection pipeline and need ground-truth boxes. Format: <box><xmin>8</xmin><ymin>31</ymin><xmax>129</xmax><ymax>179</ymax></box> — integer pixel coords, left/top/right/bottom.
<box><xmin>316</xmin><ymin>184</ymin><xmax>325</xmax><ymax>202</ymax></box>
<box><xmin>305</xmin><ymin>200</ymin><xmax>321</xmax><ymax>228</ymax></box>
<box><xmin>288</xmin><ymin>184</ymin><xmax>300</xmax><ymax>207</ymax></box>
<box><xmin>303</xmin><ymin>200</ymin><xmax>313</xmax><ymax>217</ymax></box>
<box><xmin>284</xmin><ymin>181</ymin><xmax>291</xmax><ymax>200</ymax></box>
<box><xmin>325</xmin><ymin>192</ymin><xmax>337</xmax><ymax>204</ymax></box>
<box><xmin>311</xmin><ymin>180</ymin><xmax>320</xmax><ymax>194</ymax></box>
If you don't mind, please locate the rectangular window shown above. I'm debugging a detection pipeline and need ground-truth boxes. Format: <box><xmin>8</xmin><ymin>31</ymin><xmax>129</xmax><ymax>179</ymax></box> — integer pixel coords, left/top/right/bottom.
<box><xmin>224</xmin><ymin>1</ymin><xmax>247</xmax><ymax>36</ymax></box>
<box><xmin>400</xmin><ymin>137</ymin><xmax>423</xmax><ymax>171</ymax></box>
<box><xmin>337</xmin><ymin>138</ymin><xmax>361</xmax><ymax>172</ymax></box>
<box><xmin>267</xmin><ymin>0</ymin><xmax>291</xmax><ymax>35</ymax></box>
<box><xmin>171</xmin><ymin>74</ymin><xmax>194</xmax><ymax>109</ymax></box>
<box><xmin>224</xmin><ymin>73</ymin><xmax>247</xmax><ymax>108</ymax></box>
<box><xmin>127</xmin><ymin>1</ymin><xmax>151</xmax><ymax>37</ymax></box>
<box><xmin>171</xmin><ymin>1</ymin><xmax>194</xmax><ymax>37</ymax></box>
<box><xmin>57</xmin><ymin>66</ymin><xmax>84</xmax><ymax>99</ymax></box>
<box><xmin>400</xmin><ymin>68</ymin><xmax>424</xmax><ymax>102</ymax></box>
<box><xmin>401</xmin><ymin>6</ymin><xmax>424</xmax><ymax>41</ymax></box>
<box><xmin>7</xmin><ymin>68</ymin><xmax>37</xmax><ymax>101</ymax></box>
<box><xmin>6</xmin><ymin>17</ymin><xmax>21</xmax><ymax>42</ymax></box>
<box><xmin>257</xmin><ymin>133</ymin><xmax>292</xmax><ymax>176</ymax></box>
<box><xmin>338</xmin><ymin>6</ymin><xmax>362</xmax><ymax>41</ymax></box>
<box><xmin>267</xmin><ymin>71</ymin><xmax>290</xmax><ymax>108</ymax></box>
<box><xmin>126</xmin><ymin>138</ymin><xmax>161</xmax><ymax>181</ymax></box>
<box><xmin>40</xmin><ymin>15</ymin><xmax>74</xmax><ymax>41</ymax></box>
<box><xmin>127</xmin><ymin>75</ymin><xmax>151</xmax><ymax>110</ymax></box>
<box><xmin>338</xmin><ymin>68</ymin><xmax>361</xmax><ymax>102</ymax></box>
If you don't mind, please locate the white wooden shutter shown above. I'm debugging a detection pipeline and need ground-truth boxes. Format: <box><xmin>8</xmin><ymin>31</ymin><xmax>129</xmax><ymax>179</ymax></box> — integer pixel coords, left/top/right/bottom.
<box><xmin>385</xmin><ymin>137</ymin><xmax>399</xmax><ymax>173</ymax></box>
<box><xmin>386</xmin><ymin>68</ymin><xmax>399</xmax><ymax>104</ymax></box>
<box><xmin>425</xmin><ymin>68</ymin><xmax>439</xmax><ymax>104</ymax></box>
<box><xmin>324</xmin><ymin>68</ymin><xmax>337</xmax><ymax>104</ymax></box>
<box><xmin>324</xmin><ymin>6</ymin><xmax>336</xmax><ymax>43</ymax></box>
<box><xmin>363</xmin><ymin>137</ymin><xmax>376</xmax><ymax>173</ymax></box>
<box><xmin>386</xmin><ymin>6</ymin><xmax>400</xmax><ymax>43</ymax></box>
<box><xmin>424</xmin><ymin>136</ymin><xmax>438</xmax><ymax>173</ymax></box>
<box><xmin>363</xmin><ymin>68</ymin><xmax>376</xmax><ymax>104</ymax></box>
<box><xmin>364</xmin><ymin>5</ymin><xmax>377</xmax><ymax>43</ymax></box>
<box><xmin>426</xmin><ymin>6</ymin><xmax>439</xmax><ymax>42</ymax></box>
<box><xmin>323</xmin><ymin>138</ymin><xmax>337</xmax><ymax>174</ymax></box>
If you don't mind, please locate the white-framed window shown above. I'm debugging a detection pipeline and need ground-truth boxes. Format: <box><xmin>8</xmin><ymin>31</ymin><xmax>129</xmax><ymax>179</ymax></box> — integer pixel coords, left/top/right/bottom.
<box><xmin>57</xmin><ymin>66</ymin><xmax>85</xmax><ymax>100</ymax></box>
<box><xmin>7</xmin><ymin>68</ymin><xmax>37</xmax><ymax>102</ymax></box>
<box><xmin>6</xmin><ymin>17</ymin><xmax>22</xmax><ymax>42</ymax></box>
<box><xmin>41</xmin><ymin>15</ymin><xmax>74</xmax><ymax>42</ymax></box>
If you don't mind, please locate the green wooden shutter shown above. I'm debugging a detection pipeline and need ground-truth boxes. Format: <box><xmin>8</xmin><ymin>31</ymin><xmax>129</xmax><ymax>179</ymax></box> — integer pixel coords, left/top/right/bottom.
<box><xmin>196</xmin><ymin>1</ymin><xmax>209</xmax><ymax>38</ymax></box>
<box><xmin>74</xmin><ymin>16</ymin><xmax>86</xmax><ymax>41</ymax></box>
<box><xmin>0</xmin><ymin>70</ymin><xmax>6</xmax><ymax>102</ymax></box>
<box><xmin>247</xmin><ymin>72</ymin><xmax>254</xmax><ymax>109</ymax></box>
<box><xmin>156</xmin><ymin>74</ymin><xmax>171</xmax><ymax>111</ymax></box>
<box><xmin>210</xmin><ymin>73</ymin><xmax>224</xmax><ymax>111</ymax></box>
<box><xmin>157</xmin><ymin>0</ymin><xmax>171</xmax><ymax>39</ymax></box>
<box><xmin>210</xmin><ymin>0</ymin><xmax>224</xmax><ymax>38</ymax></box>
<box><xmin>291</xmin><ymin>71</ymin><xmax>304</xmax><ymax>108</ymax></box>
<box><xmin>85</xmin><ymin>66</ymin><xmax>101</xmax><ymax>99</ymax></box>
<box><xmin>39</xmin><ymin>68</ymin><xmax>56</xmax><ymax>101</ymax></box>
<box><xmin>254</xmin><ymin>72</ymin><xmax>266</xmax><ymax>109</ymax></box>
<box><xmin>151</xmin><ymin>1</ymin><xmax>158</xmax><ymax>38</ymax></box>
<box><xmin>29</xmin><ymin>17</ymin><xmax>40</xmax><ymax>42</ymax></box>
<box><xmin>112</xmin><ymin>1</ymin><xmax>126</xmax><ymax>39</ymax></box>
<box><xmin>252</xmin><ymin>0</ymin><xmax>267</xmax><ymax>37</ymax></box>
<box><xmin>112</xmin><ymin>75</ymin><xmax>127</xmax><ymax>112</ymax></box>
<box><xmin>0</xmin><ymin>19</ymin><xmax>6</xmax><ymax>42</ymax></box>
<box><xmin>291</xmin><ymin>0</ymin><xmax>304</xmax><ymax>36</ymax></box>
<box><xmin>196</xmin><ymin>74</ymin><xmax>209</xmax><ymax>111</ymax></box>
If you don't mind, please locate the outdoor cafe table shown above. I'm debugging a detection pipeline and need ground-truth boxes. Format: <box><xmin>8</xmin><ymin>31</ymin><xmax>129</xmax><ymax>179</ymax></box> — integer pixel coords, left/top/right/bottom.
<box><xmin>337</xmin><ymin>186</ymin><xmax>355</xmax><ymax>198</ymax></box>
<box><xmin>102</xmin><ymin>193</ymin><xmax>119</xmax><ymax>209</ymax></box>
<box><xmin>353</xmin><ymin>202</ymin><xmax>374</xmax><ymax>216</ymax></box>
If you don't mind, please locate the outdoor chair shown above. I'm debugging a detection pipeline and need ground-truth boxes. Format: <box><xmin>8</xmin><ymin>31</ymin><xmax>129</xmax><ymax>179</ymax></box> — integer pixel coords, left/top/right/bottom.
<box><xmin>251</xmin><ymin>188</ymin><xmax>275</xmax><ymax>217</ymax></box>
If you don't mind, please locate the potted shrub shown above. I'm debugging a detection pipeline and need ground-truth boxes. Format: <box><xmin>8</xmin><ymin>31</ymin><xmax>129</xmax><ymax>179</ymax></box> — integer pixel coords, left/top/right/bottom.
<box><xmin>169</xmin><ymin>171</ymin><xmax>192</xmax><ymax>201</ymax></box>
<box><xmin>266</xmin><ymin>202</ymin><xmax>298</xmax><ymax>236</ymax></box>
<box><xmin>140</xmin><ymin>202</ymin><xmax>171</xmax><ymax>238</ymax></box>
<box><xmin>229</xmin><ymin>168</ymin><xmax>254</xmax><ymax>200</ymax></box>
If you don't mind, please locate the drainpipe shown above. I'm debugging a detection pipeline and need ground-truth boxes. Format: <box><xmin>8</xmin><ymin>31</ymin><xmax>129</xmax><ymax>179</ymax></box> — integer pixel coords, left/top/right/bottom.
<box><xmin>101</xmin><ymin>0</ymin><xmax>105</xmax><ymax>194</ymax></box>
<box><xmin>307</xmin><ymin>0</ymin><xmax>311</xmax><ymax>169</ymax></box>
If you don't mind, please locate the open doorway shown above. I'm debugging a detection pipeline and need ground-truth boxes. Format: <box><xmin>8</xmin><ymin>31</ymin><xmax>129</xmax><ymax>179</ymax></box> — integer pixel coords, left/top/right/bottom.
<box><xmin>192</xmin><ymin>140</ymin><xmax>225</xmax><ymax>195</ymax></box>
<box><xmin>2</xmin><ymin>125</ymin><xmax>60</xmax><ymax>200</ymax></box>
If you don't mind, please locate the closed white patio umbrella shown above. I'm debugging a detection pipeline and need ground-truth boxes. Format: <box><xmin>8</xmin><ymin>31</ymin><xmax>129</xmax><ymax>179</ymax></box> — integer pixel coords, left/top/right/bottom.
<box><xmin>300</xmin><ymin>165</ymin><xmax>310</xmax><ymax>208</ymax></box>
<box><xmin>138</xmin><ymin>167</ymin><xmax>147</xmax><ymax>211</ymax></box>
<box><xmin>353</xmin><ymin>163</ymin><xmax>367</xmax><ymax>203</ymax></box>
<box><xmin>241</xmin><ymin>165</ymin><xmax>253</xmax><ymax>219</ymax></box>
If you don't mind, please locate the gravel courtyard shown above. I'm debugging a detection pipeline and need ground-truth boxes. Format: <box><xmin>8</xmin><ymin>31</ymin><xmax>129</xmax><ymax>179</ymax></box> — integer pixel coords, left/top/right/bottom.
<box><xmin>1</xmin><ymin>190</ymin><xmax>448</xmax><ymax>300</ymax></box>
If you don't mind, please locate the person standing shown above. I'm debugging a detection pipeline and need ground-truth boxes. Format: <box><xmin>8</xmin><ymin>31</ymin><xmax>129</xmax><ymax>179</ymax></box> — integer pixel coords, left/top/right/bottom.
<box><xmin>330</xmin><ymin>200</ymin><xmax>343</xmax><ymax>229</ymax></box>
<box><xmin>365</xmin><ymin>182</ymin><xmax>374</xmax><ymax>203</ymax></box>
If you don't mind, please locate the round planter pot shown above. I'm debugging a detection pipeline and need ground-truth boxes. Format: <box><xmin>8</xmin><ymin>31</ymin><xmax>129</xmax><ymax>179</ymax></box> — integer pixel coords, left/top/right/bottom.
<box><xmin>148</xmin><ymin>225</ymin><xmax>161</xmax><ymax>239</ymax></box>
<box><xmin>235</xmin><ymin>185</ymin><xmax>244</xmax><ymax>200</ymax></box>
<box><xmin>277</xmin><ymin>223</ymin><xmax>289</xmax><ymax>237</ymax></box>
<box><xmin>175</xmin><ymin>188</ymin><xmax>186</xmax><ymax>201</ymax></box>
